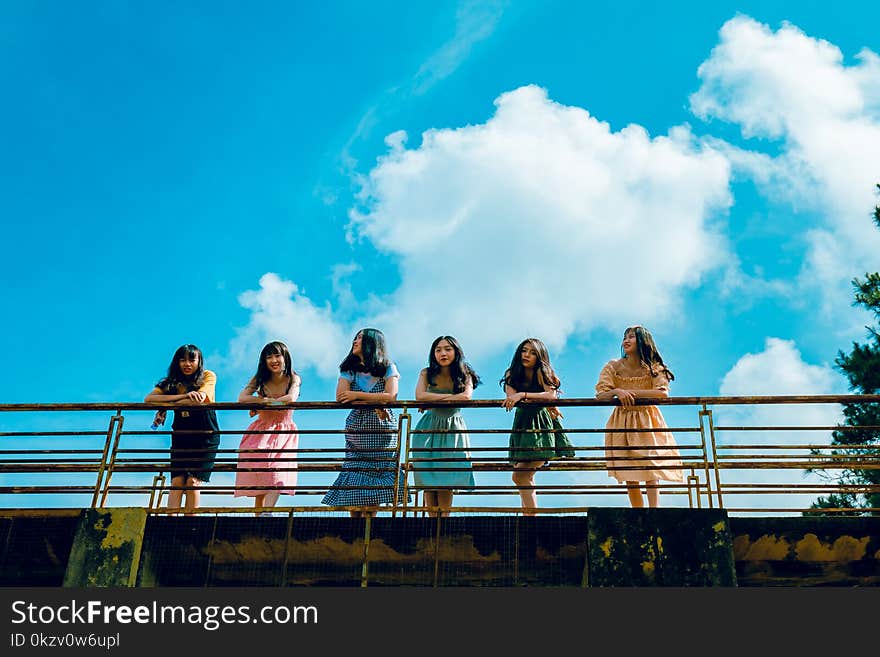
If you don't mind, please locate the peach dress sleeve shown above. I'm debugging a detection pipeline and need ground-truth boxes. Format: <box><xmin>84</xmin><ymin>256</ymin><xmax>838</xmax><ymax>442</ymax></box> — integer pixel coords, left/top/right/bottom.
<box><xmin>650</xmin><ymin>368</ymin><xmax>670</xmax><ymax>393</ymax></box>
<box><xmin>595</xmin><ymin>361</ymin><xmax>617</xmax><ymax>394</ymax></box>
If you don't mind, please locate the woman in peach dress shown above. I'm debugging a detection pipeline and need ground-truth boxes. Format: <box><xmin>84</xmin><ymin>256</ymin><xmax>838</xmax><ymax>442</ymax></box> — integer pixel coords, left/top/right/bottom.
<box><xmin>595</xmin><ymin>326</ymin><xmax>683</xmax><ymax>507</ymax></box>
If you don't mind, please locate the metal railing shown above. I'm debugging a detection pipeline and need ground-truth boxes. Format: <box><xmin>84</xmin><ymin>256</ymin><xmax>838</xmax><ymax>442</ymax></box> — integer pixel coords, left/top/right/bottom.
<box><xmin>1</xmin><ymin>395</ymin><xmax>878</xmax><ymax>516</ymax></box>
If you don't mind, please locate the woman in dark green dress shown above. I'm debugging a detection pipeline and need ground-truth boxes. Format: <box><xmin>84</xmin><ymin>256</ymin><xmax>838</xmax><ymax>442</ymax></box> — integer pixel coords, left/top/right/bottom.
<box><xmin>500</xmin><ymin>338</ymin><xmax>574</xmax><ymax>515</ymax></box>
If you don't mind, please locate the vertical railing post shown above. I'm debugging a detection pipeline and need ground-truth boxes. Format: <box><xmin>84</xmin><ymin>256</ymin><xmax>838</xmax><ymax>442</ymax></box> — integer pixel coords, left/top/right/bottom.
<box><xmin>686</xmin><ymin>471</ymin><xmax>702</xmax><ymax>509</ymax></box>
<box><xmin>203</xmin><ymin>513</ymin><xmax>219</xmax><ymax>587</ymax></box>
<box><xmin>699</xmin><ymin>404</ymin><xmax>722</xmax><ymax>509</ymax></box>
<box><xmin>280</xmin><ymin>509</ymin><xmax>294</xmax><ymax>587</ymax></box>
<box><xmin>433</xmin><ymin>513</ymin><xmax>442</xmax><ymax>587</ymax></box>
<box><xmin>686</xmin><ymin>470</ymin><xmax>694</xmax><ymax>508</ymax></box>
<box><xmin>360</xmin><ymin>514</ymin><xmax>372</xmax><ymax>588</ymax></box>
<box><xmin>99</xmin><ymin>412</ymin><xmax>126</xmax><ymax>508</ymax></box>
<box><xmin>707</xmin><ymin>407</ymin><xmax>723</xmax><ymax>509</ymax></box>
<box><xmin>148</xmin><ymin>473</ymin><xmax>166</xmax><ymax>510</ymax></box>
<box><xmin>393</xmin><ymin>405</ymin><xmax>411</xmax><ymax>517</ymax></box>
<box><xmin>92</xmin><ymin>411</ymin><xmax>122</xmax><ymax>508</ymax></box>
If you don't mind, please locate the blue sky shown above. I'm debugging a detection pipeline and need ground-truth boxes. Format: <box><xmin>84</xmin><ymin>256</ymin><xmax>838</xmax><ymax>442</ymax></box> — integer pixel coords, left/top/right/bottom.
<box><xmin>2</xmin><ymin>1</ymin><xmax>879</xmax><ymax>510</ymax></box>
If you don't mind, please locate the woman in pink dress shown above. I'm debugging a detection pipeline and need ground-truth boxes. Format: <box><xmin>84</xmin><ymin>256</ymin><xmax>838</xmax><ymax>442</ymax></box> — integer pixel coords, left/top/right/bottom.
<box><xmin>235</xmin><ymin>341</ymin><xmax>301</xmax><ymax>513</ymax></box>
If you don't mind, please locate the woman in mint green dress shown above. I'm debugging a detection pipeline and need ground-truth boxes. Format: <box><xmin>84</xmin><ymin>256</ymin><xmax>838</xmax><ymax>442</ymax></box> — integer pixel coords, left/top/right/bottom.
<box><xmin>411</xmin><ymin>336</ymin><xmax>481</xmax><ymax>516</ymax></box>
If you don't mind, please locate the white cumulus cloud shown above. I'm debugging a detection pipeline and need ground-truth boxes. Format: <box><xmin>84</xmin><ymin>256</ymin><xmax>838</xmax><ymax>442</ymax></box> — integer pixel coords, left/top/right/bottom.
<box><xmin>720</xmin><ymin>337</ymin><xmax>840</xmax><ymax>397</ymax></box>
<box><xmin>348</xmin><ymin>84</ymin><xmax>733</xmax><ymax>363</ymax></box>
<box><xmin>226</xmin><ymin>273</ymin><xmax>349</xmax><ymax>380</ymax></box>
<box><xmin>690</xmin><ymin>15</ymin><xmax>880</xmax><ymax>316</ymax></box>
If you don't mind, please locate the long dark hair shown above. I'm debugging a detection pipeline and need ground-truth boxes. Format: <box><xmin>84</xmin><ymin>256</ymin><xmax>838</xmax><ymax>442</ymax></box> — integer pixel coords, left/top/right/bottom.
<box><xmin>156</xmin><ymin>344</ymin><xmax>205</xmax><ymax>393</ymax></box>
<box><xmin>426</xmin><ymin>335</ymin><xmax>481</xmax><ymax>393</ymax></box>
<box><xmin>623</xmin><ymin>325</ymin><xmax>675</xmax><ymax>381</ymax></box>
<box><xmin>339</xmin><ymin>328</ymin><xmax>390</xmax><ymax>377</ymax></box>
<box><xmin>253</xmin><ymin>341</ymin><xmax>297</xmax><ymax>396</ymax></box>
<box><xmin>499</xmin><ymin>338</ymin><xmax>560</xmax><ymax>392</ymax></box>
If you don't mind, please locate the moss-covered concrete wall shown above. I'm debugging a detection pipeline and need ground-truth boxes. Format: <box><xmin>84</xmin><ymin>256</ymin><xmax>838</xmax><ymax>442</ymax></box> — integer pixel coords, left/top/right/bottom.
<box><xmin>137</xmin><ymin>510</ymin><xmax>735</xmax><ymax>587</ymax></box>
<box><xmin>586</xmin><ymin>508</ymin><xmax>736</xmax><ymax>586</ymax></box>
<box><xmin>3</xmin><ymin>510</ymin><xmax>879</xmax><ymax>587</ymax></box>
<box><xmin>0</xmin><ymin>512</ymin><xmax>80</xmax><ymax>586</ymax></box>
<box><xmin>62</xmin><ymin>508</ymin><xmax>147</xmax><ymax>587</ymax></box>
<box><xmin>729</xmin><ymin>517</ymin><xmax>880</xmax><ymax>586</ymax></box>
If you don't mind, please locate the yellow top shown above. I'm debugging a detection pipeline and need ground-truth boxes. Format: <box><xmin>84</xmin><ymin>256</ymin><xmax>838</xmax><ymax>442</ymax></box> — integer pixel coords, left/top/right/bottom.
<box><xmin>150</xmin><ymin>370</ymin><xmax>216</xmax><ymax>401</ymax></box>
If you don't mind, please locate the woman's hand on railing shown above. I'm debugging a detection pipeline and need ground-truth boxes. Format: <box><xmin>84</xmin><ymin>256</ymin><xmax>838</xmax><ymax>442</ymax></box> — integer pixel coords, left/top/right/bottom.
<box><xmin>502</xmin><ymin>392</ymin><xmax>525</xmax><ymax>411</ymax></box>
<box><xmin>337</xmin><ymin>390</ymin><xmax>361</xmax><ymax>404</ymax></box>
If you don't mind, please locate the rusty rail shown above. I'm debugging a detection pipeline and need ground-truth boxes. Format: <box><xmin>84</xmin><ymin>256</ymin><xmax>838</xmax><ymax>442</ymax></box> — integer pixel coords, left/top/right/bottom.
<box><xmin>1</xmin><ymin>395</ymin><xmax>878</xmax><ymax>515</ymax></box>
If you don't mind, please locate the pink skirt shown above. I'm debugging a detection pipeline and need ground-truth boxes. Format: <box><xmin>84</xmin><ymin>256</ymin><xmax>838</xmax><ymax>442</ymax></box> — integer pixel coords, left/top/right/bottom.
<box><xmin>234</xmin><ymin>412</ymin><xmax>298</xmax><ymax>496</ymax></box>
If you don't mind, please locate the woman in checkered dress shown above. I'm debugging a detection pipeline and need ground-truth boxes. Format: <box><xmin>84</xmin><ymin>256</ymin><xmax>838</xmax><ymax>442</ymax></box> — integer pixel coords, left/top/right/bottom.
<box><xmin>322</xmin><ymin>328</ymin><xmax>405</xmax><ymax>517</ymax></box>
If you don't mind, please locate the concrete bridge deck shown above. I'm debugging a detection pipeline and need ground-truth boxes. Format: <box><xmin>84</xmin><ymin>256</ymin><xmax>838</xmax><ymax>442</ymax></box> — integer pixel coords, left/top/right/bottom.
<box><xmin>3</xmin><ymin>508</ymin><xmax>879</xmax><ymax>587</ymax></box>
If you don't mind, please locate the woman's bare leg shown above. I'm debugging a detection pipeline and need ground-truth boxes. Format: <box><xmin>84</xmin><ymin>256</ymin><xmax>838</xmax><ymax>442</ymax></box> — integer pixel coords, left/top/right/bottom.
<box><xmin>435</xmin><ymin>490</ymin><xmax>453</xmax><ymax>516</ymax></box>
<box><xmin>183</xmin><ymin>476</ymin><xmax>202</xmax><ymax>513</ymax></box>
<box><xmin>167</xmin><ymin>476</ymin><xmax>185</xmax><ymax>510</ymax></box>
<box><xmin>626</xmin><ymin>481</ymin><xmax>644</xmax><ymax>508</ymax></box>
<box><xmin>645</xmin><ymin>480</ymin><xmax>660</xmax><ymax>508</ymax></box>
<box><xmin>513</xmin><ymin>461</ymin><xmax>545</xmax><ymax>515</ymax></box>
<box><xmin>424</xmin><ymin>491</ymin><xmax>439</xmax><ymax>517</ymax></box>
<box><xmin>423</xmin><ymin>490</ymin><xmax>454</xmax><ymax>517</ymax></box>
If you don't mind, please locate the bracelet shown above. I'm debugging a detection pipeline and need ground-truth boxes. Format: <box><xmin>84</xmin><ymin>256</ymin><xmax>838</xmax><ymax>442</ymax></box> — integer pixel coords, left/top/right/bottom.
<box><xmin>523</xmin><ymin>392</ymin><xmax>528</xmax><ymax>400</ymax></box>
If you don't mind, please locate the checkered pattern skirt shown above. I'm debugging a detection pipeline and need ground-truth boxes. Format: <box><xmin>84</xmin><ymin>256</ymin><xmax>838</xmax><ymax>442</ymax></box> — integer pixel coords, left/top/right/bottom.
<box><xmin>321</xmin><ymin>406</ymin><xmax>406</xmax><ymax>506</ymax></box>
